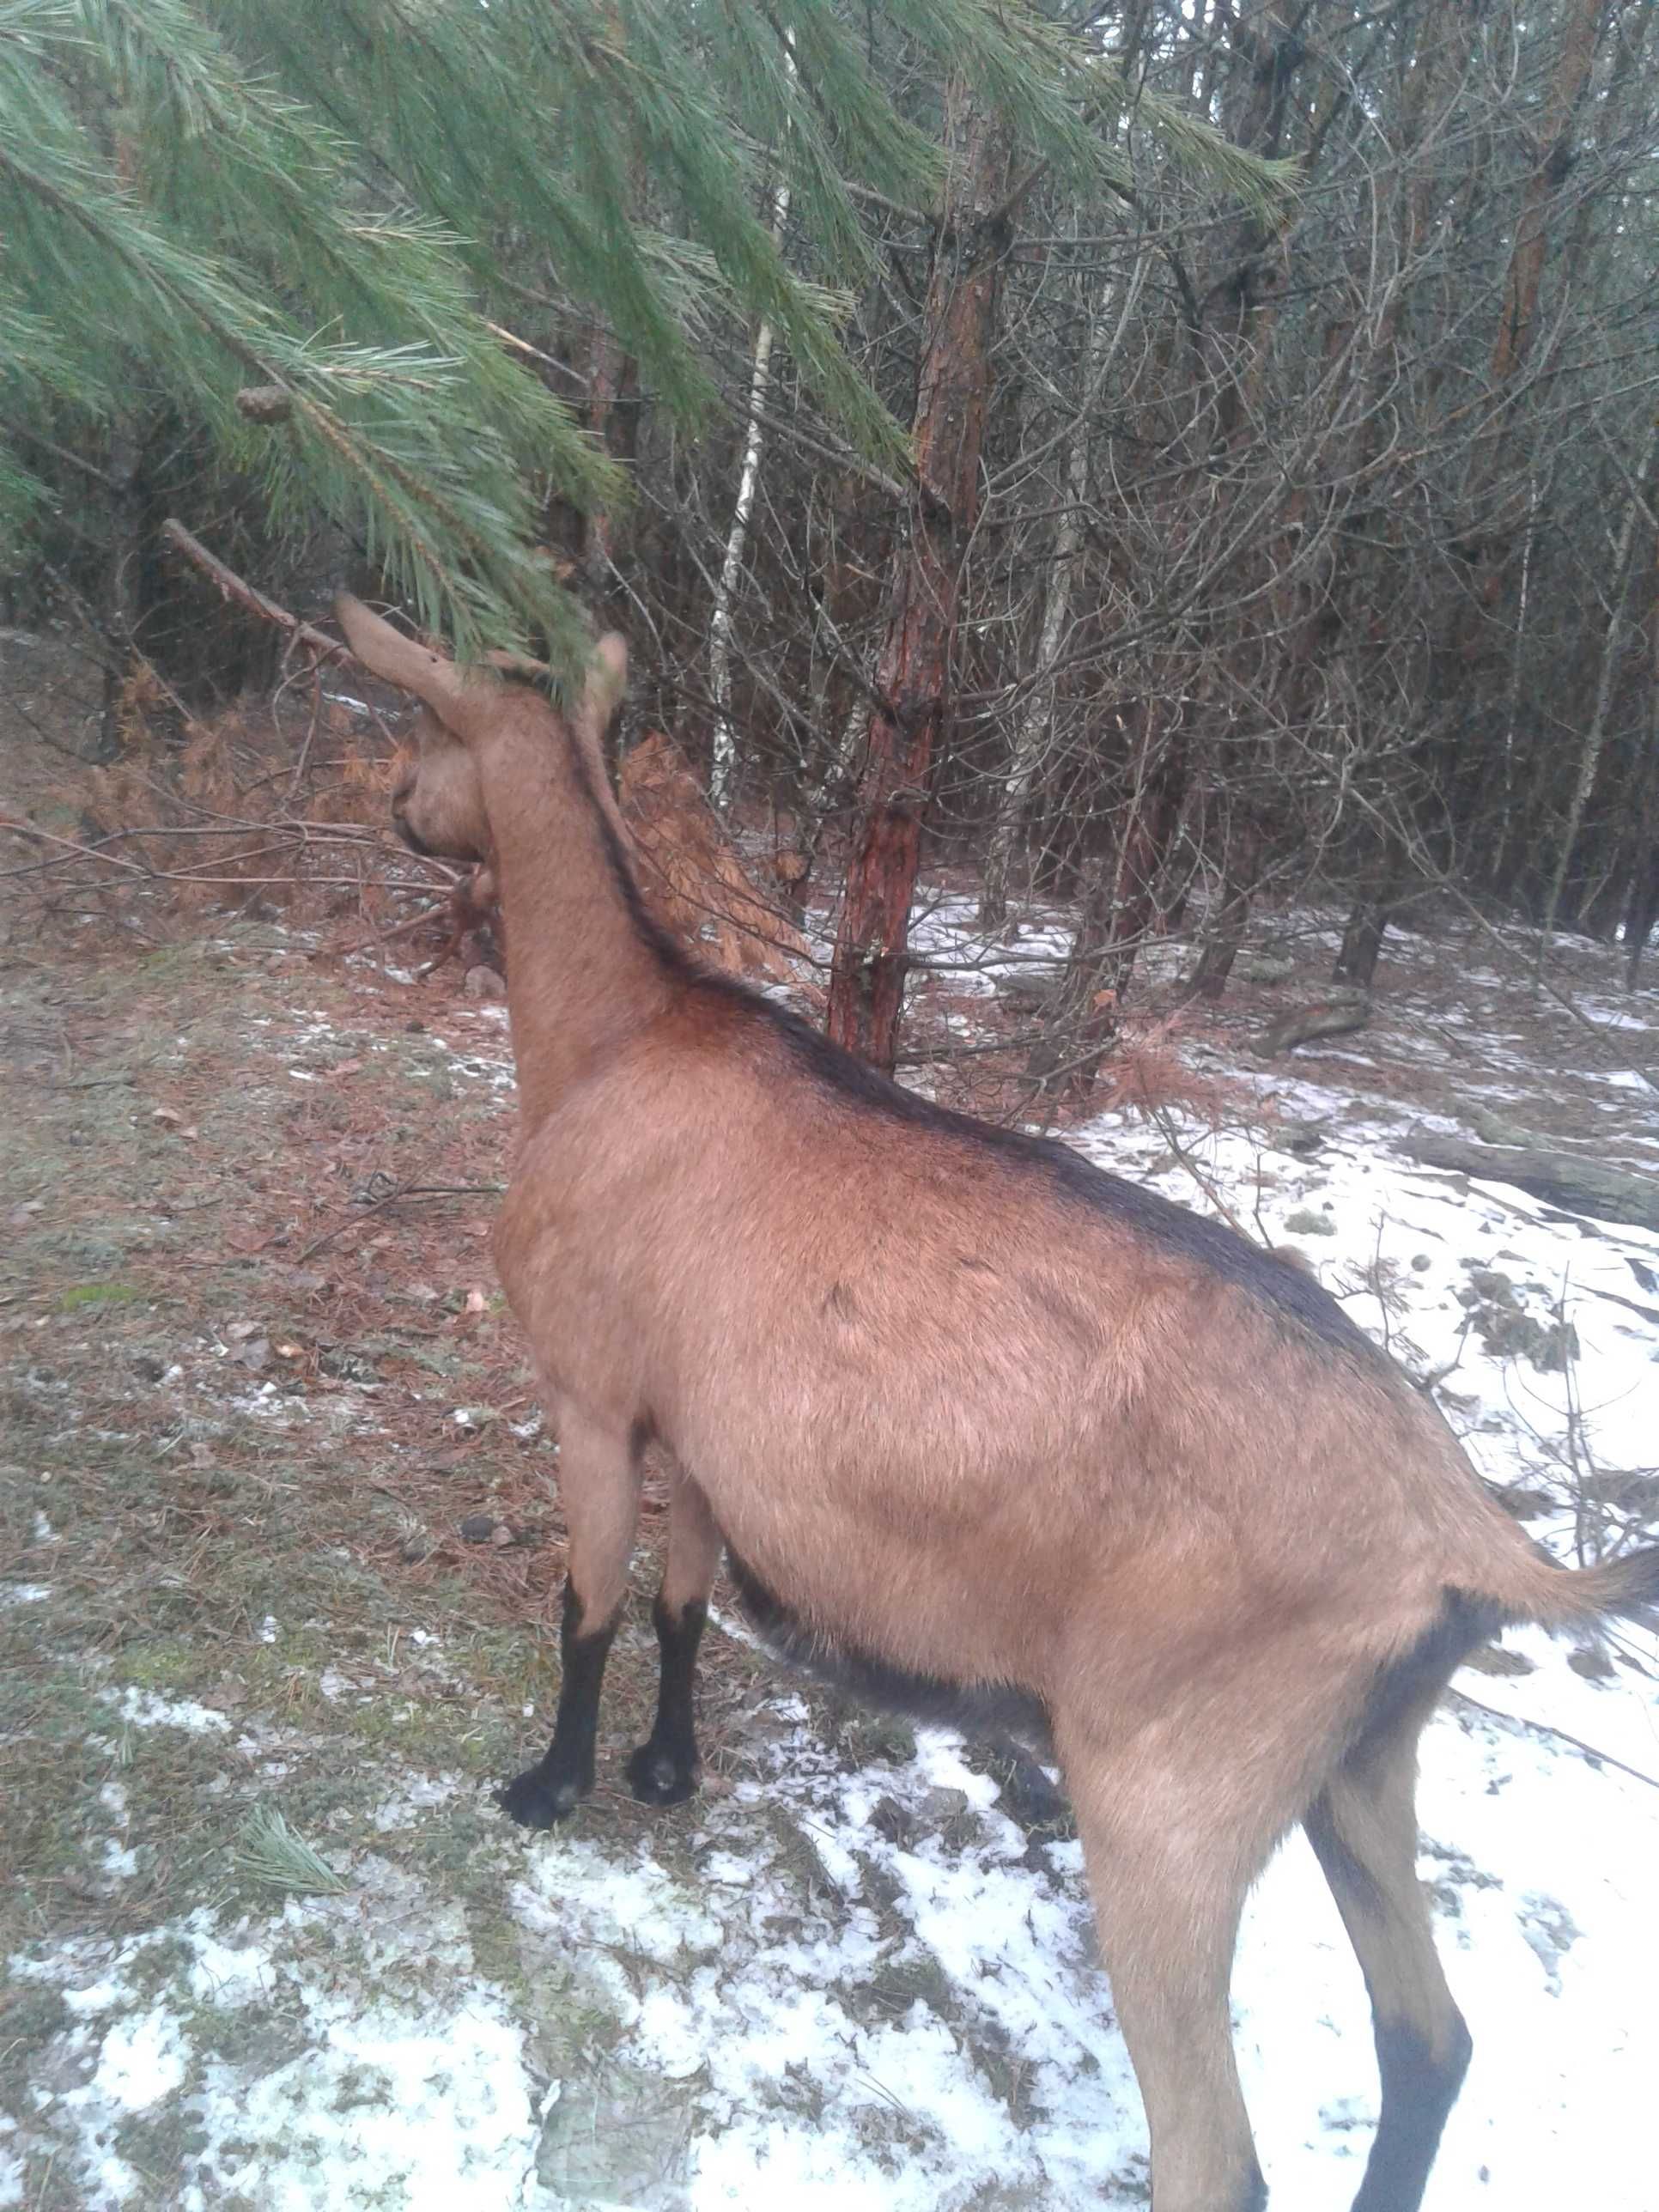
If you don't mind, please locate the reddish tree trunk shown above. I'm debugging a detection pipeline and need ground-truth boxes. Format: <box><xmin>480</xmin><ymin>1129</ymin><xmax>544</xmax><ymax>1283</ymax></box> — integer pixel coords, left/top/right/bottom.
<box><xmin>1489</xmin><ymin>0</ymin><xmax>1602</xmax><ymax>389</ymax></box>
<box><xmin>827</xmin><ymin>82</ymin><xmax>1012</xmax><ymax>1071</ymax></box>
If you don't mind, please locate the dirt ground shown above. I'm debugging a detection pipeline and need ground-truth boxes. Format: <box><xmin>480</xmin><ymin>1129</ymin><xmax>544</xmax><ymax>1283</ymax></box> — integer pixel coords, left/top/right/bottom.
<box><xmin>3</xmin><ymin>642</ymin><xmax>1656</xmax><ymax>2210</ymax></box>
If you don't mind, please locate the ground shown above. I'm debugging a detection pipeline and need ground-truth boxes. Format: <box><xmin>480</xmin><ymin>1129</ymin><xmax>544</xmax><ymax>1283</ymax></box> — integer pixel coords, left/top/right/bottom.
<box><xmin>3</xmin><ymin>670</ymin><xmax>1658</xmax><ymax>2210</ymax></box>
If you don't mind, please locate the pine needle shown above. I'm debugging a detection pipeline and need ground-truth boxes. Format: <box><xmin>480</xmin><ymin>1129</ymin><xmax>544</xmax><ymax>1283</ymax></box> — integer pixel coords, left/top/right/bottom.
<box><xmin>234</xmin><ymin>1805</ymin><xmax>349</xmax><ymax>1897</ymax></box>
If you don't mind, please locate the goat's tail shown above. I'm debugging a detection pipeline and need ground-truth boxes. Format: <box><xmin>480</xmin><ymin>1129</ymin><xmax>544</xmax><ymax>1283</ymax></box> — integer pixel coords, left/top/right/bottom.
<box><xmin>1492</xmin><ymin>1541</ymin><xmax>1659</xmax><ymax>1633</ymax></box>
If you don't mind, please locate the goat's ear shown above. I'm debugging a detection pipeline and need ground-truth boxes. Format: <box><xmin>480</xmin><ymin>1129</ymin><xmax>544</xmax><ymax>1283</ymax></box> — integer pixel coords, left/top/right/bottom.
<box><xmin>335</xmin><ymin>593</ymin><xmax>476</xmax><ymax>727</ymax></box>
<box><xmin>580</xmin><ymin>633</ymin><xmax>628</xmax><ymax>732</ymax></box>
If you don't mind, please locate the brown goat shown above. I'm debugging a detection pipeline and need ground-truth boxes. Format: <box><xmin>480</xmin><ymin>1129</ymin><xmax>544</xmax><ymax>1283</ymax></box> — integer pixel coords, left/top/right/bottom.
<box><xmin>340</xmin><ymin>594</ymin><xmax>1659</xmax><ymax>2212</ymax></box>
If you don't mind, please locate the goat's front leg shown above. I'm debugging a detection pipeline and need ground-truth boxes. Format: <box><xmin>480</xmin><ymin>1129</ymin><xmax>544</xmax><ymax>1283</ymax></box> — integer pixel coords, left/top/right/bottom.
<box><xmin>625</xmin><ymin>1468</ymin><xmax>721</xmax><ymax>1807</ymax></box>
<box><xmin>500</xmin><ymin>1409</ymin><xmax>641</xmax><ymax>1830</ymax></box>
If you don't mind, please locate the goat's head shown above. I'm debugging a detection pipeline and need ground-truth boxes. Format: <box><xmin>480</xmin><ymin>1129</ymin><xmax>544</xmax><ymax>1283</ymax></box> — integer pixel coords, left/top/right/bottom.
<box><xmin>387</xmin><ymin>703</ymin><xmax>489</xmax><ymax>861</ymax></box>
<box><xmin>335</xmin><ymin>594</ymin><xmax>627</xmax><ymax>863</ymax></box>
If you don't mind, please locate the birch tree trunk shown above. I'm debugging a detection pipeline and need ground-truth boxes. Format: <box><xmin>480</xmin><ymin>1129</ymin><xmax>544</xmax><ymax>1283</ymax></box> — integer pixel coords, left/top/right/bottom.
<box><xmin>708</xmin><ymin>185</ymin><xmax>789</xmax><ymax>812</ymax></box>
<box><xmin>709</xmin><ymin>32</ymin><xmax>796</xmax><ymax>814</ymax></box>
<box><xmin>976</xmin><ymin>455</ymin><xmax>1085</xmax><ymax>935</ymax></box>
<box><xmin>978</xmin><ymin>261</ymin><xmax>1145</xmax><ymax>933</ymax></box>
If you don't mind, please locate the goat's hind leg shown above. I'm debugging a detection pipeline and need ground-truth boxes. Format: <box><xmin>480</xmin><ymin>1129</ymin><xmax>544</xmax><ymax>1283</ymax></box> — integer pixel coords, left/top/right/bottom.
<box><xmin>1305</xmin><ymin>1670</ymin><xmax>1472</xmax><ymax>2212</ymax></box>
<box><xmin>1060</xmin><ymin>1718</ymin><xmax>1274</xmax><ymax>2212</ymax></box>
<box><xmin>500</xmin><ymin>1407</ymin><xmax>641</xmax><ymax>1830</ymax></box>
<box><xmin>626</xmin><ymin>1468</ymin><xmax>720</xmax><ymax>1808</ymax></box>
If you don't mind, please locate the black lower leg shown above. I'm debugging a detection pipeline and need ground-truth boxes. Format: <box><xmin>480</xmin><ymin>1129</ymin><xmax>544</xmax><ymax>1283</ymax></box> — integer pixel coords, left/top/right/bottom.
<box><xmin>1351</xmin><ymin>2011</ymin><xmax>1472</xmax><ymax>2212</ymax></box>
<box><xmin>499</xmin><ymin>1582</ymin><xmax>620</xmax><ymax>1830</ymax></box>
<box><xmin>625</xmin><ymin>1594</ymin><xmax>708</xmax><ymax>1807</ymax></box>
<box><xmin>999</xmin><ymin>1741</ymin><xmax>1068</xmax><ymax>1829</ymax></box>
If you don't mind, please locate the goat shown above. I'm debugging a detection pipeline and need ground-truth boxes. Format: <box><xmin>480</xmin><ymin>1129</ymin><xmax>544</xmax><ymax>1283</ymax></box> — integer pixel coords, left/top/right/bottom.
<box><xmin>339</xmin><ymin>592</ymin><xmax>1659</xmax><ymax>2212</ymax></box>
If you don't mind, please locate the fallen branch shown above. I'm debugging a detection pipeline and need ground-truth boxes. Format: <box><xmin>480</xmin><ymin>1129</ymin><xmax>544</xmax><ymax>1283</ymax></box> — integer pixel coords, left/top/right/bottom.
<box><xmin>1254</xmin><ymin>989</ymin><xmax>1372</xmax><ymax>1059</ymax></box>
<box><xmin>1405</xmin><ymin>1133</ymin><xmax>1659</xmax><ymax>1232</ymax></box>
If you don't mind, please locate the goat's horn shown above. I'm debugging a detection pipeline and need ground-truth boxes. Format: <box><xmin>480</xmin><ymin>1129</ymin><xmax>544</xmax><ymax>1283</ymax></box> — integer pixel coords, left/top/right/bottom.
<box><xmin>580</xmin><ymin>633</ymin><xmax>629</xmax><ymax>733</ymax></box>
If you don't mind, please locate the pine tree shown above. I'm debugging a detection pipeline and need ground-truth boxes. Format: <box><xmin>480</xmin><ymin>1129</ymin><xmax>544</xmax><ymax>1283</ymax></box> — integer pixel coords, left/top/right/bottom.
<box><xmin>3</xmin><ymin>3</ymin><xmax>1285</xmax><ymax>666</ymax></box>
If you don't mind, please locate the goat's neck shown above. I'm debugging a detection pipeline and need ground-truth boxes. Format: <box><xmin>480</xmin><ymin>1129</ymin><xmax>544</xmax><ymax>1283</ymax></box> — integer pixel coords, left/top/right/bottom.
<box><xmin>477</xmin><ymin>715</ymin><xmax>671</xmax><ymax>1127</ymax></box>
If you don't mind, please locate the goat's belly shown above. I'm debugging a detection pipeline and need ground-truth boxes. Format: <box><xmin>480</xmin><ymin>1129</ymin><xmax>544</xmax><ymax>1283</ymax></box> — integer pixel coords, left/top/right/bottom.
<box><xmin>723</xmin><ymin>1536</ymin><xmax>1054</xmax><ymax>1751</ymax></box>
<box><xmin>694</xmin><ymin>1434</ymin><xmax>1065</xmax><ymax>1750</ymax></box>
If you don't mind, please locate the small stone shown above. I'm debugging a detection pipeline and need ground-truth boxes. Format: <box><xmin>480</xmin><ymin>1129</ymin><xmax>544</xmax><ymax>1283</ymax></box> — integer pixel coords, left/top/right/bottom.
<box><xmin>489</xmin><ymin>1522</ymin><xmax>515</xmax><ymax>1549</ymax></box>
<box><xmin>463</xmin><ymin>963</ymin><xmax>507</xmax><ymax>1001</ymax></box>
<box><xmin>319</xmin><ymin>1346</ymin><xmax>376</xmax><ymax>1382</ymax></box>
<box><xmin>131</xmin><ymin>1352</ymin><xmax>166</xmax><ymax>1382</ymax></box>
<box><xmin>1411</xmin><ymin>1254</ymin><xmax>1432</xmax><ymax>1271</ymax></box>
<box><xmin>1470</xmin><ymin>1106</ymin><xmax>1541</xmax><ymax>1151</ymax></box>
<box><xmin>1284</xmin><ymin>1207</ymin><xmax>1337</xmax><ymax>1237</ymax></box>
<box><xmin>869</xmin><ymin>1796</ymin><xmax>916</xmax><ymax>1848</ymax></box>
<box><xmin>1279</xmin><ymin>1122</ymin><xmax>1327</xmax><ymax>1155</ymax></box>
<box><xmin>459</xmin><ymin>1513</ymin><xmax>498</xmax><ymax>1543</ymax></box>
<box><xmin>400</xmin><ymin>1534</ymin><xmax>432</xmax><ymax>1563</ymax></box>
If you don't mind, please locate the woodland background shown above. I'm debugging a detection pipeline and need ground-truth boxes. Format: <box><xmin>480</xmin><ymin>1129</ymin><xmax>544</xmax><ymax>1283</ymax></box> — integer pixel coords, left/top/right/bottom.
<box><xmin>6</xmin><ymin>0</ymin><xmax>1659</xmax><ymax>1079</ymax></box>
<box><xmin>5</xmin><ymin>14</ymin><xmax>1659</xmax><ymax>2206</ymax></box>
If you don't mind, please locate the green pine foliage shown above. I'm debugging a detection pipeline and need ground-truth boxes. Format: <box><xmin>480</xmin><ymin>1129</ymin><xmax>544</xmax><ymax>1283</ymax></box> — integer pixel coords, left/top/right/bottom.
<box><xmin>1</xmin><ymin>0</ymin><xmax>1288</xmax><ymax>662</ymax></box>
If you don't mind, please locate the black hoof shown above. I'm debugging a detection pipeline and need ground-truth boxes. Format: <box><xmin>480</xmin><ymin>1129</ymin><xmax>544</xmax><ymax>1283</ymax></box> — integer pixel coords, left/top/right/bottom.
<box><xmin>1002</xmin><ymin>1752</ymin><xmax>1068</xmax><ymax>1829</ymax></box>
<box><xmin>624</xmin><ymin>1741</ymin><xmax>699</xmax><ymax>1808</ymax></box>
<box><xmin>497</xmin><ymin>1765</ymin><xmax>585</xmax><ymax>1830</ymax></box>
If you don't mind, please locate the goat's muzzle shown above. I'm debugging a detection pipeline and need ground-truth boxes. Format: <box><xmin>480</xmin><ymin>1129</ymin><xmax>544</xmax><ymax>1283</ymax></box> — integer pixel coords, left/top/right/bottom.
<box><xmin>391</xmin><ymin>809</ymin><xmax>435</xmax><ymax>860</ymax></box>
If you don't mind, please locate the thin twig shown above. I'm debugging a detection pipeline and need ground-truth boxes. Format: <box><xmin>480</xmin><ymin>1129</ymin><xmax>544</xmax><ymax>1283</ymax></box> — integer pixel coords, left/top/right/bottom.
<box><xmin>1448</xmin><ymin>1688</ymin><xmax>1659</xmax><ymax>1793</ymax></box>
<box><xmin>295</xmin><ymin>1181</ymin><xmax>506</xmax><ymax>1263</ymax></box>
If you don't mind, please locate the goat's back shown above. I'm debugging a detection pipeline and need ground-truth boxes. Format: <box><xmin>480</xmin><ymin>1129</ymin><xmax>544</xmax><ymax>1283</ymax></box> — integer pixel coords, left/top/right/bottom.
<box><xmin>497</xmin><ymin>983</ymin><xmax>1535</xmax><ymax>1707</ymax></box>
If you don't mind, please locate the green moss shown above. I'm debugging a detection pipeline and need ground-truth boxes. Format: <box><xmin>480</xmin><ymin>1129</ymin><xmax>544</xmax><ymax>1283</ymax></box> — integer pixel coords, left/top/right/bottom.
<box><xmin>57</xmin><ymin>1280</ymin><xmax>147</xmax><ymax>1311</ymax></box>
<box><xmin>116</xmin><ymin>1640</ymin><xmax>202</xmax><ymax>1692</ymax></box>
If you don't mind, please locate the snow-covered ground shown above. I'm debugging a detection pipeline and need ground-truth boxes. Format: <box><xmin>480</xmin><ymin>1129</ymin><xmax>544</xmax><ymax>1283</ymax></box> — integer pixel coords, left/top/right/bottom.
<box><xmin>3</xmin><ymin>904</ymin><xmax>1656</xmax><ymax>2211</ymax></box>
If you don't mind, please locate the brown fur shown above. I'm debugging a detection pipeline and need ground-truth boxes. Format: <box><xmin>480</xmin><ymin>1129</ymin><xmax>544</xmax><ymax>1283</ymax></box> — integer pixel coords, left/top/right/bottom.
<box><xmin>391</xmin><ymin>709</ymin><xmax>811</xmax><ymax>993</ymax></box>
<box><xmin>339</xmin><ymin>594</ymin><xmax>1659</xmax><ymax>2212</ymax></box>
